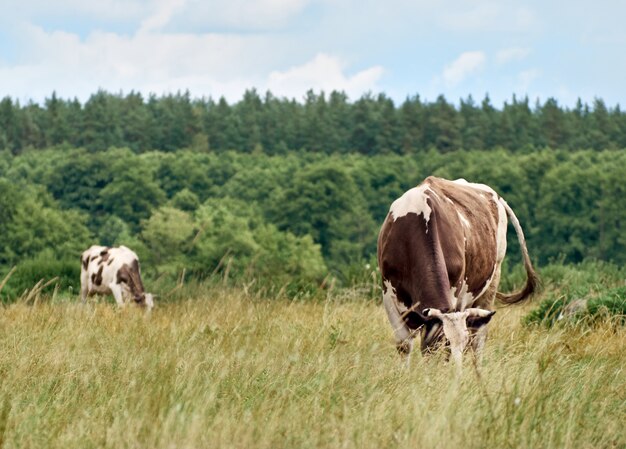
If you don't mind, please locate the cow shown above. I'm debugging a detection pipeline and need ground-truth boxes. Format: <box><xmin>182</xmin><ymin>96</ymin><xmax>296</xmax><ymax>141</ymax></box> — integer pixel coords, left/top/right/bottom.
<box><xmin>80</xmin><ymin>245</ymin><xmax>154</xmax><ymax>310</ymax></box>
<box><xmin>377</xmin><ymin>176</ymin><xmax>538</xmax><ymax>370</ymax></box>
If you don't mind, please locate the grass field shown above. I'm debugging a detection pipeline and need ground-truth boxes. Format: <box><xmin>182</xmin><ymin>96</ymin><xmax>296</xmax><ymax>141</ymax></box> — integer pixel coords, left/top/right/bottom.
<box><xmin>0</xmin><ymin>287</ymin><xmax>624</xmax><ymax>449</ymax></box>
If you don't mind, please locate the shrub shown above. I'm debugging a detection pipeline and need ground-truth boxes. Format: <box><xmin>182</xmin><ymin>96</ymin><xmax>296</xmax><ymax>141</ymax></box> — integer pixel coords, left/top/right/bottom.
<box><xmin>524</xmin><ymin>286</ymin><xmax>626</xmax><ymax>327</ymax></box>
<box><xmin>0</xmin><ymin>250</ymin><xmax>80</xmax><ymax>301</ymax></box>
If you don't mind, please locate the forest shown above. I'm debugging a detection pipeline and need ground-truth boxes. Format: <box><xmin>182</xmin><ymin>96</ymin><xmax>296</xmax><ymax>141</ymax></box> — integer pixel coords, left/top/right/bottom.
<box><xmin>1</xmin><ymin>90</ymin><xmax>625</xmax><ymax>448</ymax></box>
<box><xmin>1</xmin><ymin>90</ymin><xmax>626</xmax><ymax>299</ymax></box>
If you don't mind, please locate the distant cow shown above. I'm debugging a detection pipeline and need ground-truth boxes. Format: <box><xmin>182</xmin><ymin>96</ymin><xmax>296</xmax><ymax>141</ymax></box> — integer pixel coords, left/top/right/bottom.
<box><xmin>80</xmin><ymin>245</ymin><xmax>154</xmax><ymax>309</ymax></box>
<box><xmin>377</xmin><ymin>177</ymin><xmax>538</xmax><ymax>369</ymax></box>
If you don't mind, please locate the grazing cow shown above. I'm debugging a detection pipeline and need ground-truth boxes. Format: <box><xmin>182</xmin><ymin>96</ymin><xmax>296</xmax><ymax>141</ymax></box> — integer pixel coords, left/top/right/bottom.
<box><xmin>80</xmin><ymin>245</ymin><xmax>154</xmax><ymax>309</ymax></box>
<box><xmin>377</xmin><ymin>177</ymin><xmax>538</xmax><ymax>369</ymax></box>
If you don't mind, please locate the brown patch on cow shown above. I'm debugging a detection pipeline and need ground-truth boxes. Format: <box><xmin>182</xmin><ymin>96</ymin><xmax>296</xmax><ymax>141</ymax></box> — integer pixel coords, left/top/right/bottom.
<box><xmin>116</xmin><ymin>261</ymin><xmax>146</xmax><ymax>303</ymax></box>
<box><xmin>92</xmin><ymin>265</ymin><xmax>104</xmax><ymax>286</ymax></box>
<box><xmin>96</xmin><ymin>266</ymin><xmax>103</xmax><ymax>285</ymax></box>
<box><xmin>98</xmin><ymin>249</ymin><xmax>111</xmax><ymax>264</ymax></box>
<box><xmin>107</xmin><ymin>257</ymin><xmax>114</xmax><ymax>266</ymax></box>
<box><xmin>116</xmin><ymin>266</ymin><xmax>128</xmax><ymax>284</ymax></box>
<box><xmin>81</xmin><ymin>256</ymin><xmax>89</xmax><ymax>270</ymax></box>
<box><xmin>131</xmin><ymin>259</ymin><xmax>140</xmax><ymax>275</ymax></box>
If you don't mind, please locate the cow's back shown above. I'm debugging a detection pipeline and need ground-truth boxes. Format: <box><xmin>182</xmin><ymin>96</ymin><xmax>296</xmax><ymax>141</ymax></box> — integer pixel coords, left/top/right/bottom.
<box><xmin>82</xmin><ymin>245</ymin><xmax>141</xmax><ymax>295</ymax></box>
<box><xmin>378</xmin><ymin>177</ymin><xmax>505</xmax><ymax>316</ymax></box>
<box><xmin>430</xmin><ymin>178</ymin><xmax>505</xmax><ymax>299</ymax></box>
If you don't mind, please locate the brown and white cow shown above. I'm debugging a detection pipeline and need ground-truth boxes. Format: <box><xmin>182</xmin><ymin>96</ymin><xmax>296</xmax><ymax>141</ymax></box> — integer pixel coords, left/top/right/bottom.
<box><xmin>377</xmin><ymin>176</ymin><xmax>538</xmax><ymax>369</ymax></box>
<box><xmin>80</xmin><ymin>245</ymin><xmax>154</xmax><ymax>309</ymax></box>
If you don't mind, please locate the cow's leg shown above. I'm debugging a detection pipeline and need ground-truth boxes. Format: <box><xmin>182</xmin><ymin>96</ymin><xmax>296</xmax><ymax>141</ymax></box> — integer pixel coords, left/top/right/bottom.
<box><xmin>80</xmin><ymin>271</ymin><xmax>89</xmax><ymax>304</ymax></box>
<box><xmin>420</xmin><ymin>322</ymin><xmax>445</xmax><ymax>366</ymax></box>
<box><xmin>470</xmin><ymin>325</ymin><xmax>489</xmax><ymax>364</ymax></box>
<box><xmin>382</xmin><ymin>281</ymin><xmax>413</xmax><ymax>365</ymax></box>
<box><xmin>470</xmin><ymin>266</ymin><xmax>500</xmax><ymax>364</ymax></box>
<box><xmin>80</xmin><ymin>285</ymin><xmax>88</xmax><ymax>304</ymax></box>
<box><xmin>109</xmin><ymin>283</ymin><xmax>126</xmax><ymax>308</ymax></box>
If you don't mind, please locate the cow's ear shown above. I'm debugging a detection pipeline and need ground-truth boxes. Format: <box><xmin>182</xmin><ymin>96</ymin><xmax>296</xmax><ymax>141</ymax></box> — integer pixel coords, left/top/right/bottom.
<box><xmin>466</xmin><ymin>309</ymin><xmax>495</xmax><ymax>327</ymax></box>
<box><xmin>404</xmin><ymin>311</ymin><xmax>425</xmax><ymax>329</ymax></box>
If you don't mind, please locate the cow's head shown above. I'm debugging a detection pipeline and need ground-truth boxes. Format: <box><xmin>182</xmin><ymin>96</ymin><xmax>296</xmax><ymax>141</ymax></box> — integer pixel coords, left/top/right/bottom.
<box><xmin>422</xmin><ymin>307</ymin><xmax>495</xmax><ymax>369</ymax></box>
<box><xmin>133</xmin><ymin>292</ymin><xmax>155</xmax><ymax>310</ymax></box>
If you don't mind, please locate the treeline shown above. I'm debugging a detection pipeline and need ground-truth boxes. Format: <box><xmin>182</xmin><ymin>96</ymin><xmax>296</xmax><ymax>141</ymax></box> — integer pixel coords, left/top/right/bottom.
<box><xmin>1</xmin><ymin>90</ymin><xmax>625</xmax><ymax>155</ymax></box>
<box><xmin>2</xmin><ymin>146</ymin><xmax>626</xmax><ymax>299</ymax></box>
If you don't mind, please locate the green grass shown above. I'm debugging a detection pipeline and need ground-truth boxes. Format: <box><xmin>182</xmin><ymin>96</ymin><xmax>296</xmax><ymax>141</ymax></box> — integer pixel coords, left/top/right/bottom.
<box><xmin>522</xmin><ymin>261</ymin><xmax>626</xmax><ymax>327</ymax></box>
<box><xmin>0</xmin><ymin>288</ymin><xmax>624</xmax><ymax>449</ymax></box>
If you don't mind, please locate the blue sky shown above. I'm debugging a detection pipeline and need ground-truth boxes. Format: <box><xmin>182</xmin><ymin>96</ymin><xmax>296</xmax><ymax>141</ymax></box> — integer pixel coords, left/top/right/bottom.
<box><xmin>0</xmin><ymin>0</ymin><xmax>624</xmax><ymax>107</ymax></box>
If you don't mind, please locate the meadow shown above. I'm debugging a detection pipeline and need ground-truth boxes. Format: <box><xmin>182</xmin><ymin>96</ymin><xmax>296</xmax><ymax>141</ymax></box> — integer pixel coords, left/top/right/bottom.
<box><xmin>0</xmin><ymin>276</ymin><xmax>624</xmax><ymax>449</ymax></box>
<box><xmin>3</xmin><ymin>92</ymin><xmax>626</xmax><ymax>449</ymax></box>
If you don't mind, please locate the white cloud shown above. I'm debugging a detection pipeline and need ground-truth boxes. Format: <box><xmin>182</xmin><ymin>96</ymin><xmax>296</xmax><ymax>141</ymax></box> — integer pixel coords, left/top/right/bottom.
<box><xmin>158</xmin><ymin>0</ymin><xmax>313</xmax><ymax>31</ymax></box>
<box><xmin>0</xmin><ymin>23</ymin><xmax>274</xmax><ymax>102</ymax></box>
<box><xmin>139</xmin><ymin>0</ymin><xmax>187</xmax><ymax>34</ymax></box>
<box><xmin>496</xmin><ymin>47</ymin><xmax>531</xmax><ymax>65</ymax></box>
<box><xmin>0</xmin><ymin>24</ymin><xmax>384</xmax><ymax>103</ymax></box>
<box><xmin>442</xmin><ymin>51</ymin><xmax>486</xmax><ymax>87</ymax></box>
<box><xmin>5</xmin><ymin>0</ymin><xmax>312</xmax><ymax>32</ymax></box>
<box><xmin>8</xmin><ymin>0</ymin><xmax>151</xmax><ymax>23</ymax></box>
<box><xmin>516</xmin><ymin>68</ymin><xmax>541</xmax><ymax>92</ymax></box>
<box><xmin>267</xmin><ymin>53</ymin><xmax>384</xmax><ymax>99</ymax></box>
<box><xmin>440</xmin><ymin>1</ymin><xmax>537</xmax><ymax>32</ymax></box>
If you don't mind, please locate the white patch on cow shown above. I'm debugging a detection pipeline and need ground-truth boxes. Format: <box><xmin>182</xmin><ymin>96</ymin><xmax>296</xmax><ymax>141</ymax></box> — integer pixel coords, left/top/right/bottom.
<box><xmin>145</xmin><ymin>293</ymin><xmax>155</xmax><ymax>310</ymax></box>
<box><xmin>450</xmin><ymin>286</ymin><xmax>457</xmax><ymax>309</ymax></box>
<box><xmin>389</xmin><ymin>185</ymin><xmax>432</xmax><ymax>227</ymax></box>
<box><xmin>438</xmin><ymin>311</ymin><xmax>470</xmax><ymax>371</ymax></box>
<box><xmin>494</xmin><ymin>199</ymin><xmax>508</xmax><ymax>263</ymax></box>
<box><xmin>382</xmin><ymin>279</ymin><xmax>412</xmax><ymax>348</ymax></box>
<box><xmin>450</xmin><ymin>281</ymin><xmax>474</xmax><ymax>311</ymax></box>
<box><xmin>109</xmin><ymin>282</ymin><xmax>126</xmax><ymax>307</ymax></box>
<box><xmin>452</xmin><ymin>178</ymin><xmax>495</xmax><ymax>195</ymax></box>
<box><xmin>457</xmin><ymin>211</ymin><xmax>471</xmax><ymax>229</ymax></box>
<box><xmin>453</xmin><ymin>178</ymin><xmax>502</xmax><ymax>209</ymax></box>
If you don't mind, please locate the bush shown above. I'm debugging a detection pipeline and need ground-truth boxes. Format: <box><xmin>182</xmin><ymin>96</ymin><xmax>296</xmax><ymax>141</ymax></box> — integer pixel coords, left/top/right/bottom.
<box><xmin>0</xmin><ymin>250</ymin><xmax>80</xmax><ymax>301</ymax></box>
<box><xmin>524</xmin><ymin>285</ymin><xmax>626</xmax><ymax>327</ymax></box>
<box><xmin>587</xmin><ymin>288</ymin><xmax>626</xmax><ymax>324</ymax></box>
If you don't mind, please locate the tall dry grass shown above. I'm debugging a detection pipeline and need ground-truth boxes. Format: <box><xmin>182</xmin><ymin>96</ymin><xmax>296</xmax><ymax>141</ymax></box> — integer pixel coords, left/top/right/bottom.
<box><xmin>0</xmin><ymin>289</ymin><xmax>624</xmax><ymax>449</ymax></box>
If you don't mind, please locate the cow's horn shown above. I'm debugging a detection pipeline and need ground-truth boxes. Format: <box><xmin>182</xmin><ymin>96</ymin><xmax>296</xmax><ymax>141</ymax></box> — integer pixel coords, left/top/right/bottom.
<box><xmin>423</xmin><ymin>308</ymin><xmax>444</xmax><ymax>319</ymax></box>
<box><xmin>465</xmin><ymin>308</ymin><xmax>496</xmax><ymax>318</ymax></box>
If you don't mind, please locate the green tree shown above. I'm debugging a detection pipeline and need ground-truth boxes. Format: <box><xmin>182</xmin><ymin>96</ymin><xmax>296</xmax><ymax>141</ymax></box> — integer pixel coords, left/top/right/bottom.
<box><xmin>188</xmin><ymin>198</ymin><xmax>327</xmax><ymax>286</ymax></box>
<box><xmin>399</xmin><ymin>95</ymin><xmax>425</xmax><ymax>154</ymax></box>
<box><xmin>538</xmin><ymin>98</ymin><xmax>569</xmax><ymax>149</ymax></box>
<box><xmin>272</xmin><ymin>163</ymin><xmax>376</xmax><ymax>270</ymax></box>
<box><xmin>99</xmin><ymin>149</ymin><xmax>166</xmax><ymax>228</ymax></box>
<box><xmin>44</xmin><ymin>92</ymin><xmax>71</xmax><ymax>146</ymax></box>
<box><xmin>43</xmin><ymin>149</ymin><xmax>114</xmax><ymax>228</ymax></box>
<box><xmin>141</xmin><ymin>206</ymin><xmax>196</xmax><ymax>274</ymax></box>
<box><xmin>82</xmin><ymin>90</ymin><xmax>123</xmax><ymax>151</ymax></box>
<box><xmin>535</xmin><ymin>152</ymin><xmax>602</xmax><ymax>263</ymax></box>
<box><xmin>0</xmin><ymin>179</ymin><xmax>92</xmax><ymax>265</ymax></box>
<box><xmin>425</xmin><ymin>95</ymin><xmax>461</xmax><ymax>152</ymax></box>
<box><xmin>459</xmin><ymin>95</ymin><xmax>484</xmax><ymax>150</ymax></box>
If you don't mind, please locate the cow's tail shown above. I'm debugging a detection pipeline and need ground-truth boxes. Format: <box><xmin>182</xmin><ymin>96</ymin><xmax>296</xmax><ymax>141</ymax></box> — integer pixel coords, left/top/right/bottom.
<box><xmin>496</xmin><ymin>198</ymin><xmax>539</xmax><ymax>304</ymax></box>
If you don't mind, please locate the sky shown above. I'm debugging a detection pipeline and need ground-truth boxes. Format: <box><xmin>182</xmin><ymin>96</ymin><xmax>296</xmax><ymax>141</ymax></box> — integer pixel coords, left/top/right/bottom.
<box><xmin>0</xmin><ymin>0</ymin><xmax>624</xmax><ymax>107</ymax></box>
